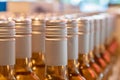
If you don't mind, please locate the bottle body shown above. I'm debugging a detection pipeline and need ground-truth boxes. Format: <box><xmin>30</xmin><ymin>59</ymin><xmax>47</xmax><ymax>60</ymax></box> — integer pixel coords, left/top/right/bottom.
<box><xmin>32</xmin><ymin>52</ymin><xmax>45</xmax><ymax>80</ymax></box>
<box><xmin>0</xmin><ymin>65</ymin><xmax>16</xmax><ymax>80</ymax></box>
<box><xmin>44</xmin><ymin>65</ymin><xmax>68</xmax><ymax>80</ymax></box>
<box><xmin>0</xmin><ymin>20</ymin><xmax>16</xmax><ymax>80</ymax></box>
<box><xmin>99</xmin><ymin>45</ymin><xmax>111</xmax><ymax>64</ymax></box>
<box><xmin>31</xmin><ymin>18</ymin><xmax>46</xmax><ymax>79</ymax></box>
<box><xmin>78</xmin><ymin>54</ymin><xmax>98</xmax><ymax>80</ymax></box>
<box><xmin>68</xmin><ymin>60</ymin><xmax>85</xmax><ymax>80</ymax></box>
<box><xmin>15</xmin><ymin>58</ymin><xmax>39</xmax><ymax>80</ymax></box>
<box><xmin>94</xmin><ymin>48</ymin><xmax>107</xmax><ymax>70</ymax></box>
<box><xmin>44</xmin><ymin>19</ymin><xmax>68</xmax><ymax>80</ymax></box>
<box><xmin>14</xmin><ymin>17</ymin><xmax>40</xmax><ymax>80</ymax></box>
<box><xmin>66</xmin><ymin>19</ymin><xmax>86</xmax><ymax>80</ymax></box>
<box><xmin>89</xmin><ymin>51</ymin><xmax>103</xmax><ymax>80</ymax></box>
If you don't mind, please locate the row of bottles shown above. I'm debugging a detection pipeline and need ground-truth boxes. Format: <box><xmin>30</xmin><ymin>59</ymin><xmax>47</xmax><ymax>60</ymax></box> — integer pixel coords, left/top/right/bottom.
<box><xmin>0</xmin><ymin>12</ymin><xmax>119</xmax><ymax>80</ymax></box>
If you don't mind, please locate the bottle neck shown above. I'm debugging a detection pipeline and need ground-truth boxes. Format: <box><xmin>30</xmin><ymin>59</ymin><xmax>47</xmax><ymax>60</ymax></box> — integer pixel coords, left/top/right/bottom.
<box><xmin>99</xmin><ymin>44</ymin><xmax>106</xmax><ymax>53</ymax></box>
<box><xmin>0</xmin><ymin>65</ymin><xmax>15</xmax><ymax>80</ymax></box>
<box><xmin>68</xmin><ymin>59</ymin><xmax>79</xmax><ymax>70</ymax></box>
<box><xmin>88</xmin><ymin>51</ymin><xmax>94</xmax><ymax>61</ymax></box>
<box><xmin>32</xmin><ymin>52</ymin><xmax>45</xmax><ymax>66</ymax></box>
<box><xmin>93</xmin><ymin>47</ymin><xmax>101</xmax><ymax>57</ymax></box>
<box><xmin>15</xmin><ymin>58</ymin><xmax>31</xmax><ymax>72</ymax></box>
<box><xmin>45</xmin><ymin>65</ymin><xmax>68</xmax><ymax>80</ymax></box>
<box><xmin>78</xmin><ymin>54</ymin><xmax>89</xmax><ymax>66</ymax></box>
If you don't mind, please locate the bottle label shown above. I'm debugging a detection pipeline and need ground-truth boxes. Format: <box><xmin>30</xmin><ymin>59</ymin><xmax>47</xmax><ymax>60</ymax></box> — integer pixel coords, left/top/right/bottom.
<box><xmin>68</xmin><ymin>35</ymin><xmax>78</xmax><ymax>59</ymax></box>
<box><xmin>45</xmin><ymin>39</ymin><xmax>67</xmax><ymax>66</ymax></box>
<box><xmin>79</xmin><ymin>34</ymin><xmax>89</xmax><ymax>54</ymax></box>
<box><xmin>32</xmin><ymin>33</ymin><xmax>45</xmax><ymax>53</ymax></box>
<box><xmin>0</xmin><ymin>39</ymin><xmax>15</xmax><ymax>65</ymax></box>
<box><xmin>16</xmin><ymin>35</ymin><xmax>31</xmax><ymax>58</ymax></box>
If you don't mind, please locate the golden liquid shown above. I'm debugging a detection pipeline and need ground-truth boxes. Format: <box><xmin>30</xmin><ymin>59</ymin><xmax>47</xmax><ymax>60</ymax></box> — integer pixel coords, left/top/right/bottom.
<box><xmin>78</xmin><ymin>54</ymin><xmax>98</xmax><ymax>80</ymax></box>
<box><xmin>68</xmin><ymin>60</ymin><xmax>86</xmax><ymax>80</ymax></box>
<box><xmin>14</xmin><ymin>58</ymin><xmax>40</xmax><ymax>80</ymax></box>
<box><xmin>93</xmin><ymin>48</ymin><xmax>107</xmax><ymax>70</ymax></box>
<box><xmin>32</xmin><ymin>52</ymin><xmax>45</xmax><ymax>80</ymax></box>
<box><xmin>107</xmin><ymin>38</ymin><xmax>118</xmax><ymax>55</ymax></box>
<box><xmin>99</xmin><ymin>45</ymin><xmax>111</xmax><ymax>64</ymax></box>
<box><xmin>94</xmin><ymin>55</ymin><xmax>107</xmax><ymax>70</ymax></box>
<box><xmin>0</xmin><ymin>66</ymin><xmax>16</xmax><ymax>80</ymax></box>
<box><xmin>89</xmin><ymin>52</ymin><xmax>103</xmax><ymax>80</ymax></box>
<box><xmin>44</xmin><ymin>66</ymin><xmax>68</xmax><ymax>80</ymax></box>
<box><xmin>106</xmin><ymin>40</ymin><xmax>119</xmax><ymax>62</ymax></box>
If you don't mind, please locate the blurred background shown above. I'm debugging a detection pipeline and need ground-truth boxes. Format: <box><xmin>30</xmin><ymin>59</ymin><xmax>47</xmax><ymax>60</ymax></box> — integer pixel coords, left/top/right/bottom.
<box><xmin>0</xmin><ymin>0</ymin><xmax>120</xmax><ymax>43</ymax></box>
<box><xmin>0</xmin><ymin>0</ymin><xmax>111</xmax><ymax>13</ymax></box>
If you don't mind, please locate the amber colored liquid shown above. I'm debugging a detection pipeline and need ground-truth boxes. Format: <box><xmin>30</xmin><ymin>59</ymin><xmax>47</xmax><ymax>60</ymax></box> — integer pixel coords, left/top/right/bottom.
<box><xmin>100</xmin><ymin>50</ymin><xmax>111</xmax><ymax>64</ymax></box>
<box><xmin>93</xmin><ymin>48</ymin><xmax>107</xmax><ymax>70</ymax></box>
<box><xmin>94</xmin><ymin>55</ymin><xmax>107</xmax><ymax>70</ymax></box>
<box><xmin>89</xmin><ymin>52</ymin><xmax>103</xmax><ymax>80</ymax></box>
<box><xmin>69</xmin><ymin>73</ymin><xmax>85</xmax><ymax>80</ymax></box>
<box><xmin>0</xmin><ymin>74</ymin><xmax>7</xmax><ymax>80</ymax></box>
<box><xmin>99</xmin><ymin>45</ymin><xmax>111</xmax><ymax>64</ymax></box>
<box><xmin>78</xmin><ymin>54</ymin><xmax>98</xmax><ymax>80</ymax></box>
<box><xmin>0</xmin><ymin>66</ymin><xmax>16</xmax><ymax>80</ymax></box>
<box><xmin>44</xmin><ymin>66</ymin><xmax>68</xmax><ymax>80</ymax></box>
<box><xmin>107</xmin><ymin>39</ymin><xmax>118</xmax><ymax>55</ymax></box>
<box><xmin>90</xmin><ymin>61</ymin><xmax>102</xmax><ymax>75</ymax></box>
<box><xmin>15</xmin><ymin>58</ymin><xmax>40</xmax><ymax>80</ymax></box>
<box><xmin>68</xmin><ymin>60</ymin><xmax>86</xmax><ymax>80</ymax></box>
<box><xmin>99</xmin><ymin>46</ymin><xmax>112</xmax><ymax>80</ymax></box>
<box><xmin>32</xmin><ymin>52</ymin><xmax>45</xmax><ymax>80</ymax></box>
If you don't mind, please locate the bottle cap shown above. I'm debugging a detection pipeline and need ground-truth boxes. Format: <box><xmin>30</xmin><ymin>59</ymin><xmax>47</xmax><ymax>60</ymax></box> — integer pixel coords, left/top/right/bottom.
<box><xmin>77</xmin><ymin>17</ymin><xmax>90</xmax><ymax>54</ymax></box>
<box><xmin>14</xmin><ymin>17</ymin><xmax>31</xmax><ymax>34</ymax></box>
<box><xmin>0</xmin><ymin>20</ymin><xmax>15</xmax><ymax>38</ymax></box>
<box><xmin>46</xmin><ymin>19</ymin><xmax>67</xmax><ymax>39</ymax></box>
<box><xmin>45</xmin><ymin>18</ymin><xmax>67</xmax><ymax>66</ymax></box>
<box><xmin>0</xmin><ymin>20</ymin><xmax>15</xmax><ymax>65</ymax></box>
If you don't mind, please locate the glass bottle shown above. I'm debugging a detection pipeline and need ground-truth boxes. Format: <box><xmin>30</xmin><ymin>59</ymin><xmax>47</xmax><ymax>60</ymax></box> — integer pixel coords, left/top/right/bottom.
<box><xmin>92</xmin><ymin>16</ymin><xmax>107</xmax><ymax>70</ymax></box>
<box><xmin>98</xmin><ymin>15</ymin><xmax>111</xmax><ymax>64</ymax></box>
<box><xmin>77</xmin><ymin>18</ymin><xmax>98</xmax><ymax>80</ymax></box>
<box><xmin>66</xmin><ymin>19</ymin><xmax>86</xmax><ymax>80</ymax></box>
<box><xmin>0</xmin><ymin>20</ymin><xmax>16</xmax><ymax>80</ymax></box>
<box><xmin>100</xmin><ymin>13</ymin><xmax>117</xmax><ymax>80</ymax></box>
<box><xmin>44</xmin><ymin>19</ymin><xmax>68</xmax><ymax>80</ymax></box>
<box><xmin>88</xmin><ymin>17</ymin><xmax>103</xmax><ymax>80</ymax></box>
<box><xmin>105</xmin><ymin>14</ymin><xmax>118</xmax><ymax>59</ymax></box>
<box><xmin>14</xmin><ymin>17</ymin><xmax>40</xmax><ymax>80</ymax></box>
<box><xmin>31</xmin><ymin>16</ymin><xmax>46</xmax><ymax>80</ymax></box>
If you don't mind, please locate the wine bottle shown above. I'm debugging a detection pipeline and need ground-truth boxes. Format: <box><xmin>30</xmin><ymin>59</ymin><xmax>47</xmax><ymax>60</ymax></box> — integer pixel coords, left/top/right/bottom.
<box><xmin>31</xmin><ymin>16</ymin><xmax>46</xmax><ymax>80</ymax></box>
<box><xmin>0</xmin><ymin>20</ymin><xmax>16</xmax><ymax>80</ymax></box>
<box><xmin>105</xmin><ymin>14</ymin><xmax>118</xmax><ymax>59</ymax></box>
<box><xmin>78</xmin><ymin>18</ymin><xmax>98</xmax><ymax>80</ymax></box>
<box><xmin>66</xmin><ymin>19</ymin><xmax>86</xmax><ymax>80</ymax></box>
<box><xmin>44</xmin><ymin>19</ymin><xmax>68</xmax><ymax>80</ymax></box>
<box><xmin>98</xmin><ymin>15</ymin><xmax>111</xmax><ymax>64</ymax></box>
<box><xmin>92</xmin><ymin>16</ymin><xmax>107</xmax><ymax>70</ymax></box>
<box><xmin>88</xmin><ymin>17</ymin><xmax>103</xmax><ymax>80</ymax></box>
<box><xmin>14</xmin><ymin>17</ymin><xmax>40</xmax><ymax>80</ymax></box>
